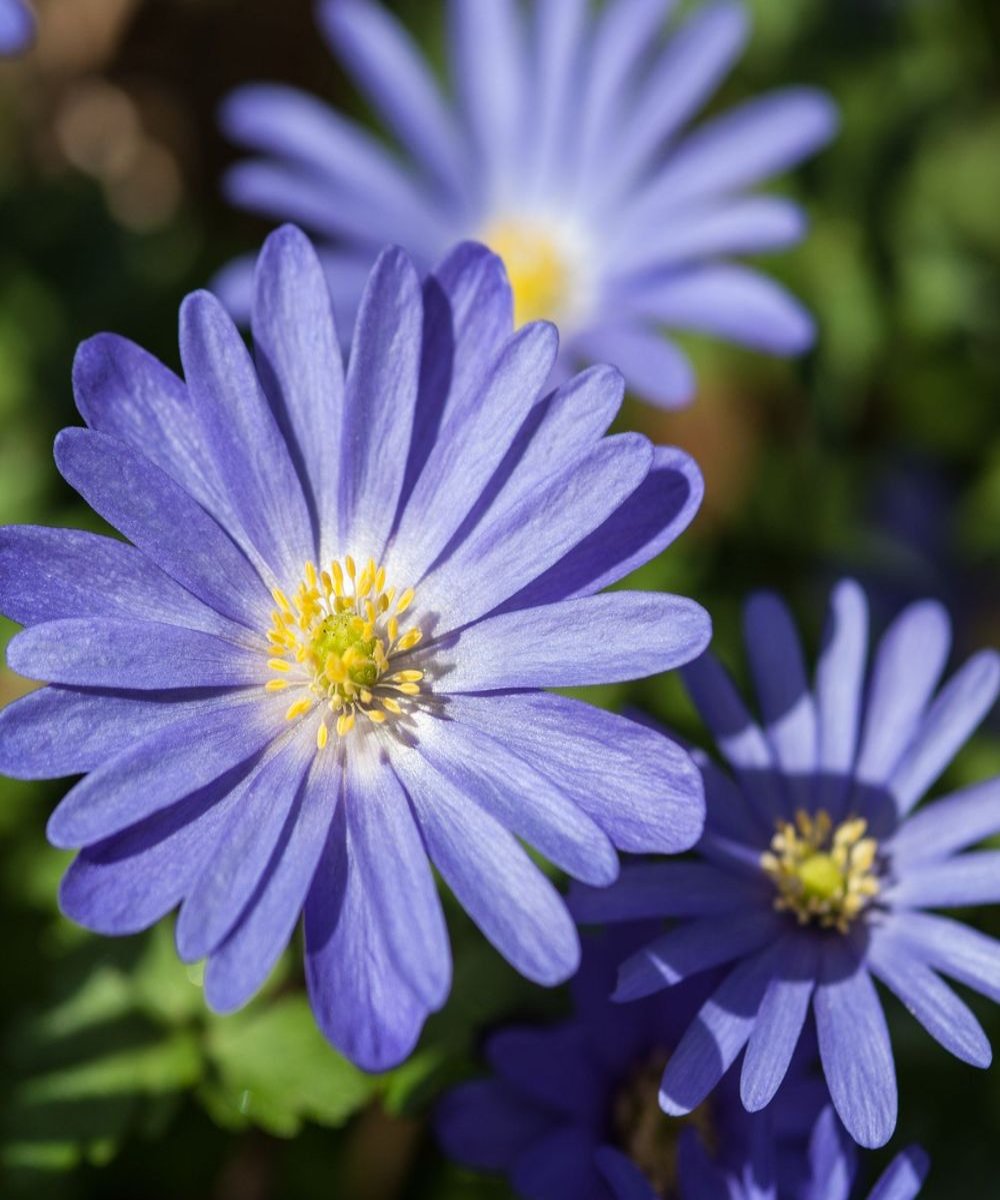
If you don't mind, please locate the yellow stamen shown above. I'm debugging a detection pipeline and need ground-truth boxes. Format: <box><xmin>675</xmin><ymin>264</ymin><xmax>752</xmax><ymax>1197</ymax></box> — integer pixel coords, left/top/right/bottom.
<box><xmin>482</xmin><ymin>218</ymin><xmax>571</xmax><ymax>328</ymax></box>
<box><xmin>286</xmin><ymin>698</ymin><xmax>313</xmax><ymax>721</ymax></box>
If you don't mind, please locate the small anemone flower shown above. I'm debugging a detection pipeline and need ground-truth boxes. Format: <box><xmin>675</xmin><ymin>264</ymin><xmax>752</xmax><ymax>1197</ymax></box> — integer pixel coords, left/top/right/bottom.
<box><xmin>215</xmin><ymin>0</ymin><xmax>838</xmax><ymax>410</ymax></box>
<box><xmin>0</xmin><ymin>226</ymin><xmax>710</xmax><ymax>1071</ymax></box>
<box><xmin>437</xmin><ymin>927</ymin><xmax>823</xmax><ymax>1200</ymax></box>
<box><xmin>0</xmin><ymin>0</ymin><xmax>35</xmax><ymax>55</ymax></box>
<box><xmin>595</xmin><ymin>1106</ymin><xmax>929</xmax><ymax>1200</ymax></box>
<box><xmin>571</xmin><ymin>580</ymin><xmax>1000</xmax><ymax>1148</ymax></box>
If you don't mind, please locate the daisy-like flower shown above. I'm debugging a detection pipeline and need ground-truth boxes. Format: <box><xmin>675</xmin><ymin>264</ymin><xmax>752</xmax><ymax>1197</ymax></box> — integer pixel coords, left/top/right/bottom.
<box><xmin>437</xmin><ymin>928</ymin><xmax>822</xmax><ymax>1200</ymax></box>
<box><xmin>572</xmin><ymin>580</ymin><xmax>1000</xmax><ymax>1148</ymax></box>
<box><xmin>0</xmin><ymin>226</ymin><xmax>710</xmax><ymax>1070</ymax></box>
<box><xmin>596</xmin><ymin>1107</ymin><xmax>929</xmax><ymax>1200</ymax></box>
<box><xmin>216</xmin><ymin>0</ymin><xmax>838</xmax><ymax>409</ymax></box>
<box><xmin>0</xmin><ymin>0</ymin><xmax>34</xmax><ymax>55</ymax></box>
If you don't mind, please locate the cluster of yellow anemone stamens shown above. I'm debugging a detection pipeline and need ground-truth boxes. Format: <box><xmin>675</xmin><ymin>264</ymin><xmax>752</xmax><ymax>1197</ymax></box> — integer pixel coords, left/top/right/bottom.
<box><xmin>483</xmin><ymin>218</ymin><xmax>570</xmax><ymax>328</ymax></box>
<box><xmin>760</xmin><ymin>809</ymin><xmax>880</xmax><ymax>934</ymax></box>
<box><xmin>265</xmin><ymin>556</ymin><xmax>424</xmax><ymax>748</ymax></box>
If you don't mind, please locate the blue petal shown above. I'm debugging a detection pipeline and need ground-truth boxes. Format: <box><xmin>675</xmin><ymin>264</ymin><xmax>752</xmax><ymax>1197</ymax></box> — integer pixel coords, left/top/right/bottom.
<box><xmin>175</xmin><ymin>735</ymin><xmax>314</xmax><ymax>962</ymax></box>
<box><xmin>801</xmin><ymin>1107</ymin><xmax>856</xmax><ymax>1200</ymax></box>
<box><xmin>317</xmin><ymin>0</ymin><xmax>468</xmax><ymax>199</ymax></box>
<box><xmin>866</xmin><ymin>1146</ymin><xmax>930</xmax><ymax>1200</ymax></box>
<box><xmin>0</xmin><ymin>0</ymin><xmax>35</xmax><ymax>55</ymax></box>
<box><xmin>815</xmin><ymin>580</ymin><xmax>869</xmax><ymax>815</ymax></box>
<box><xmin>8</xmin><ymin>618</ymin><xmax>262</xmax><ymax>690</ymax></box>
<box><xmin>573</xmin><ymin>325</ymin><xmax>695</xmax><ymax>410</ymax></box>
<box><xmin>867</xmin><ymin>927</ymin><xmax>991</xmax><ymax>1068</ymax></box>
<box><xmin>887</xmin><ymin>851</ymin><xmax>1000</xmax><ymax>910</ymax></box>
<box><xmin>488</xmin><ymin>1025</ymin><xmax>601</xmax><ymax>1120</ymax></box>
<box><xmin>436</xmin><ymin>1078</ymin><xmax>551</xmax><ymax>1172</ymax></box>
<box><xmin>179</xmin><ymin>289</ymin><xmax>314</xmax><ymax>582</ymax></box>
<box><xmin>814</xmin><ymin>944</ymin><xmax>897</xmax><ymax>1148</ymax></box>
<box><xmin>304</xmin><ymin>803</ymin><xmax>434</xmax><ymax>1070</ymax></box>
<box><xmin>54</xmin><ymin>428</ymin><xmax>268</xmax><ymax>629</ymax></box>
<box><xmin>571</xmin><ymin>861</ymin><xmax>766</xmax><ymax>925</ymax></box>
<box><xmin>337</xmin><ymin>246</ymin><xmax>423</xmax><ymax>560</ymax></box>
<box><xmin>595</xmin><ymin>1147</ymin><xmax>658</xmax><ymax>1200</ymax></box>
<box><xmin>511</xmin><ymin>1125</ymin><xmax>607</xmax><ymax>1200</ymax></box>
<box><xmin>251</xmin><ymin>225</ymin><xmax>345</xmax><ymax>563</ymax></box>
<box><xmin>46</xmin><ymin>693</ymin><xmax>279</xmax><ymax>848</ymax></box>
<box><xmin>395</xmin><ymin>749</ymin><xmax>580</xmax><ymax>986</ymax></box>
<box><xmin>204</xmin><ymin>750</ymin><xmax>338</xmax><ymax>1012</ymax></box>
<box><xmin>886</xmin><ymin>911</ymin><xmax>1000</xmax><ymax>1004</ymax></box>
<box><xmin>522</xmin><ymin>0</ymin><xmax>588</xmax><ymax>193</ymax></box>
<box><xmin>445</xmin><ymin>691</ymin><xmax>705</xmax><ymax>854</ymax></box>
<box><xmin>889</xmin><ymin>778</ymin><xmax>1000</xmax><ymax>866</ymax></box>
<box><xmin>441</xmin><ymin>591</ymin><xmax>710</xmax><ymax>690</ymax></box>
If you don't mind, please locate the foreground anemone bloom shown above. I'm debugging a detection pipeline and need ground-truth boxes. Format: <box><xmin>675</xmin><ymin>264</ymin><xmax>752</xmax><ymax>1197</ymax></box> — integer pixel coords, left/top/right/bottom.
<box><xmin>0</xmin><ymin>226</ymin><xmax>710</xmax><ymax>1070</ymax></box>
<box><xmin>0</xmin><ymin>0</ymin><xmax>34</xmax><ymax>55</ymax></box>
<box><xmin>572</xmin><ymin>580</ymin><xmax>1000</xmax><ymax>1147</ymax></box>
<box><xmin>437</xmin><ymin>928</ymin><xmax>822</xmax><ymax>1200</ymax></box>
<box><xmin>216</xmin><ymin>0</ymin><xmax>837</xmax><ymax>409</ymax></box>
<box><xmin>597</xmin><ymin>1107</ymin><xmax>928</xmax><ymax>1200</ymax></box>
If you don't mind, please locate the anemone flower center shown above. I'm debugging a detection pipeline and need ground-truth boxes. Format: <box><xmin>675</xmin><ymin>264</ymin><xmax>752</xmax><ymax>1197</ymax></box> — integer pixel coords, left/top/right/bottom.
<box><xmin>481</xmin><ymin>217</ymin><xmax>575</xmax><ymax>328</ymax></box>
<box><xmin>760</xmin><ymin>809</ymin><xmax>880</xmax><ymax>933</ymax></box>
<box><xmin>612</xmin><ymin>1052</ymin><xmax>715</xmax><ymax>1197</ymax></box>
<box><xmin>265</xmin><ymin>556</ymin><xmax>424</xmax><ymax>747</ymax></box>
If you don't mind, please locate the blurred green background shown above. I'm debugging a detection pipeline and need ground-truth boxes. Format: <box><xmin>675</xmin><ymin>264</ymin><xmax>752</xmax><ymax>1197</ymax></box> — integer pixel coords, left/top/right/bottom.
<box><xmin>1</xmin><ymin>0</ymin><xmax>999</xmax><ymax>1196</ymax></box>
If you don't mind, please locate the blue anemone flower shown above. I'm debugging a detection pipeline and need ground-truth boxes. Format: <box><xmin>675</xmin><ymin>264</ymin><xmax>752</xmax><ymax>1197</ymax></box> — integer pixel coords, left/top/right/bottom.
<box><xmin>572</xmin><ymin>580</ymin><xmax>1000</xmax><ymax>1148</ymax></box>
<box><xmin>595</xmin><ymin>1107</ymin><xmax>929</xmax><ymax>1200</ymax></box>
<box><xmin>0</xmin><ymin>226</ymin><xmax>710</xmax><ymax>1070</ymax></box>
<box><xmin>0</xmin><ymin>0</ymin><xmax>34</xmax><ymax>55</ymax></box>
<box><xmin>438</xmin><ymin>928</ymin><xmax>822</xmax><ymax>1200</ymax></box>
<box><xmin>216</xmin><ymin>0</ymin><xmax>838</xmax><ymax>410</ymax></box>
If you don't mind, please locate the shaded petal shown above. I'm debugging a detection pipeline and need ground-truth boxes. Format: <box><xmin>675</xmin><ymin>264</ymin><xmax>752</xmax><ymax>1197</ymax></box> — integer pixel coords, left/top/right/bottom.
<box><xmin>815</xmin><ymin>580</ymin><xmax>868</xmax><ymax>815</ymax></box>
<box><xmin>889</xmin><ymin>778</ymin><xmax>1000</xmax><ymax>866</ymax></box>
<box><xmin>54</xmin><ymin>428</ymin><xmax>267</xmax><ymax>628</ymax></box>
<box><xmin>867</xmin><ymin>928</ymin><xmax>991</xmax><ymax>1068</ymax></box>
<box><xmin>625</xmin><ymin>265</ymin><xmax>815</xmax><ymax>354</ymax></box>
<box><xmin>204</xmin><ymin>749</ymin><xmax>338</xmax><ymax>1012</ymax></box>
<box><xmin>867</xmin><ymin>1147</ymin><xmax>930</xmax><ymax>1200</ymax></box>
<box><xmin>676</xmin><ymin>1130</ymin><xmax>731</xmax><ymax>1200</ymax></box>
<box><xmin>175</xmin><ymin>735</ymin><xmax>314</xmax><ymax>962</ymax></box>
<box><xmin>505</xmin><ymin>445</ymin><xmax>704</xmax><ymax>609</ymax></box>
<box><xmin>659</xmin><ymin>940</ymin><xmax>784</xmax><ymax>1115</ymax></box>
<box><xmin>394</xmin><ymin>321</ymin><xmax>558</xmax><ymax>580</ymax></box>
<box><xmin>886</xmin><ymin>851</ymin><xmax>1000</xmax><ymax>909</ymax></box>
<box><xmin>571</xmin><ymin>861</ymin><xmax>766</xmax><ymax>924</ymax></box>
<box><xmin>0</xmin><ymin>0</ymin><xmax>35</xmax><ymax>54</ymax></box>
<box><xmin>814</xmin><ymin>944</ymin><xmax>897</xmax><ymax>1148</ymax></box>
<box><xmin>426</xmin><ymin>433</ymin><xmax>652</xmax><ymax>630</ymax></box>
<box><xmin>179</xmin><ymin>290</ymin><xmax>313</xmax><ymax>581</ymax></box>
<box><xmin>59</xmin><ymin>773</ymin><xmax>245</xmax><ymax>936</ymax></box>
<box><xmin>441</xmin><ymin>591</ymin><xmax>711</xmax><ymax>690</ymax></box>
<box><xmin>413</xmin><ymin>713</ymin><xmax>618</xmax><ymax>886</ymax></box>
<box><xmin>801</xmin><ymin>1107</ymin><xmax>856</xmax><ymax>1200</ymax></box>
<box><xmin>318</xmin><ymin>0</ymin><xmax>467</xmax><ymax>198</ymax></box>
<box><xmin>523</xmin><ymin>0</ymin><xmax>588</xmax><ymax>194</ymax></box>
<box><xmin>251</xmin><ymin>225</ymin><xmax>345</xmax><ymax>561</ymax></box>
<box><xmin>511</xmin><ymin>1125</ymin><xmax>606</xmax><ymax>1200</ymax></box>
<box><xmin>445</xmin><ymin>691</ymin><xmax>705</xmax><ymax>854</ymax></box>
<box><xmin>8</xmin><ymin>618</ymin><xmax>262</xmax><ymax>690</ymax></box>
<box><xmin>337</xmin><ymin>247</ymin><xmax>423</xmax><ymax>559</ymax></box>
<box><xmin>887</xmin><ymin>910</ymin><xmax>1000</xmax><ymax>1004</ymax></box>
<box><xmin>628</xmin><ymin>88</ymin><xmax>838</xmax><ymax>217</ymax></box>
<box><xmin>741</xmin><ymin>935</ymin><xmax>819</xmax><ymax>1111</ymax></box>
<box><xmin>436</xmin><ymin>1079</ymin><xmax>551</xmax><ymax>1171</ymax></box>
<box><xmin>888</xmin><ymin>650</ymin><xmax>1000</xmax><ymax>815</ymax></box>
<box><xmin>304</xmin><ymin>803</ymin><xmax>433</xmax><ymax>1071</ymax></box>
<box><xmin>487</xmin><ymin>1025</ymin><xmax>600</xmax><ymax>1119</ymax></box>
<box><xmin>72</xmin><ymin>333</ymin><xmax>228</xmax><ymax>522</ymax></box>
<box><xmin>395</xmin><ymin>748</ymin><xmax>579</xmax><ymax>985</ymax></box>
<box><xmin>46</xmin><ymin>693</ymin><xmax>279</xmax><ymax>848</ymax></box>
<box><xmin>573</xmin><ymin>324</ymin><xmax>695</xmax><ymax>410</ymax></box>
<box><xmin>0</xmin><ymin>686</ymin><xmax>230</xmax><ymax>781</ymax></box>
<box><xmin>595</xmin><ymin>1147</ymin><xmax>658</xmax><ymax>1200</ymax></box>
<box><xmin>854</xmin><ymin>600</ymin><xmax>951</xmax><ymax>786</ymax></box>
<box><xmin>614</xmin><ymin>910</ymin><xmax>781</xmax><ymax>1001</ymax></box>
<box><xmin>0</xmin><ymin>526</ymin><xmax>247</xmax><ymax>642</ymax></box>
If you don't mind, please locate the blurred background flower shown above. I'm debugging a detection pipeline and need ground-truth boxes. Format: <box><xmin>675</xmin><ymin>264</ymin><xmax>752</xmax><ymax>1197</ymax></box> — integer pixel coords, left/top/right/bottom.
<box><xmin>1</xmin><ymin>2</ymin><xmax>999</xmax><ymax>1198</ymax></box>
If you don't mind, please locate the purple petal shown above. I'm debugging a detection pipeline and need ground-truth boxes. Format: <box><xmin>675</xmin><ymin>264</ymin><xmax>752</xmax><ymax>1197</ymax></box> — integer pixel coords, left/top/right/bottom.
<box><xmin>741</xmin><ymin>935</ymin><xmax>819</xmax><ymax>1111</ymax></box>
<box><xmin>46</xmin><ymin>693</ymin><xmax>279</xmax><ymax>849</ymax></box>
<box><xmin>0</xmin><ymin>0</ymin><xmax>35</xmax><ymax>55</ymax></box>
<box><xmin>814</xmin><ymin>945</ymin><xmax>897</xmax><ymax>1148</ymax></box>
<box><xmin>54</xmin><ymin>428</ymin><xmax>267</xmax><ymax>629</ymax></box>
<box><xmin>614</xmin><ymin>910</ymin><xmax>780</xmax><ymax>1001</ymax></box>
<box><xmin>854</xmin><ymin>600</ymin><xmax>951</xmax><ymax>787</ymax></box>
<box><xmin>867</xmin><ymin>928</ymin><xmax>991</xmax><ymax>1068</ymax></box>
<box><xmin>802</xmin><ymin>1107</ymin><xmax>856</xmax><ymax>1200</ymax></box>
<box><xmin>304</xmin><ymin>803</ymin><xmax>434</xmax><ymax>1070</ymax></box>
<box><xmin>179</xmin><ymin>289</ymin><xmax>313</xmax><ymax>582</ymax></box>
<box><xmin>175</xmin><ymin>735</ymin><xmax>314</xmax><ymax>962</ymax></box>
<box><xmin>487</xmin><ymin>1025</ymin><xmax>600</xmax><ymax>1119</ymax></box>
<box><xmin>505</xmin><ymin>444</ymin><xmax>704</xmax><ymax>608</ymax></box>
<box><xmin>523</xmin><ymin>0</ymin><xmax>588</xmax><ymax>192</ymax></box>
<box><xmin>571</xmin><ymin>861</ymin><xmax>766</xmax><ymax>925</ymax></box>
<box><xmin>889</xmin><ymin>778</ymin><xmax>1000</xmax><ymax>866</ymax></box>
<box><xmin>251</xmin><ymin>225</ymin><xmax>345</xmax><ymax>561</ymax></box>
<box><xmin>8</xmin><ymin>618</ymin><xmax>262</xmax><ymax>691</ymax></box>
<box><xmin>595</xmin><ymin>1147</ymin><xmax>658</xmax><ymax>1200</ymax></box>
<box><xmin>436</xmin><ymin>1079</ymin><xmax>550</xmax><ymax>1171</ymax></box>
<box><xmin>441</xmin><ymin>591</ymin><xmax>710</xmax><ymax>690</ymax></box>
<box><xmin>573</xmin><ymin>325</ymin><xmax>695</xmax><ymax>410</ymax></box>
<box><xmin>395</xmin><ymin>748</ymin><xmax>580</xmax><ymax>986</ymax></box>
<box><xmin>318</xmin><ymin>0</ymin><xmax>467</xmax><ymax>198</ymax></box>
<box><xmin>867</xmin><ymin>1147</ymin><xmax>930</xmax><ymax>1200</ymax></box>
<box><xmin>511</xmin><ymin>1125</ymin><xmax>607</xmax><ymax>1200</ymax></box>
<box><xmin>445</xmin><ymin>691</ymin><xmax>705</xmax><ymax>855</ymax></box>
<box><xmin>886</xmin><ymin>851</ymin><xmax>1000</xmax><ymax>910</ymax></box>
<box><xmin>815</xmin><ymin>580</ymin><xmax>869</xmax><ymax>814</ymax></box>
<box><xmin>886</xmin><ymin>910</ymin><xmax>1000</xmax><ymax>1004</ymax></box>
